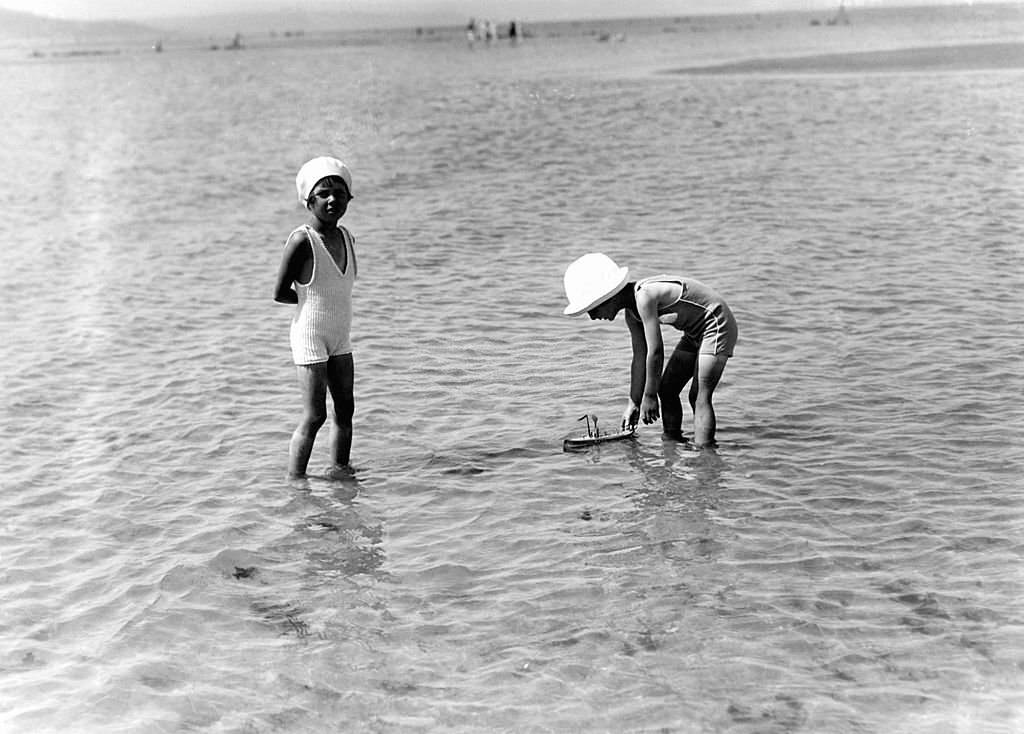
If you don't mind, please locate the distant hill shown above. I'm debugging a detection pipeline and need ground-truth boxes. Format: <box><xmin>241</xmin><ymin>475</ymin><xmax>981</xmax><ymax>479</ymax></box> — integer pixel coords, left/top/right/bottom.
<box><xmin>0</xmin><ymin>7</ymin><xmax>159</xmax><ymax>41</ymax></box>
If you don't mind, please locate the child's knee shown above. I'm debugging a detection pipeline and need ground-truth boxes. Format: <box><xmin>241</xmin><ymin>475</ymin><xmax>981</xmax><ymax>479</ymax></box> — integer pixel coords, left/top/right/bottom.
<box><xmin>686</xmin><ymin>387</ymin><xmax>711</xmax><ymax>414</ymax></box>
<box><xmin>332</xmin><ymin>397</ymin><xmax>354</xmax><ymax>423</ymax></box>
<box><xmin>658</xmin><ymin>382</ymin><xmax>682</xmax><ymax>402</ymax></box>
<box><xmin>301</xmin><ymin>410</ymin><xmax>328</xmax><ymax>431</ymax></box>
<box><xmin>693</xmin><ymin>389</ymin><xmax>715</xmax><ymax>407</ymax></box>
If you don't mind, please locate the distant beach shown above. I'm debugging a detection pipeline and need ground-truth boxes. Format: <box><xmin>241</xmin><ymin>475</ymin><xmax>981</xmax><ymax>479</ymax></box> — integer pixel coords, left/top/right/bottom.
<box><xmin>669</xmin><ymin>40</ymin><xmax>1024</xmax><ymax>74</ymax></box>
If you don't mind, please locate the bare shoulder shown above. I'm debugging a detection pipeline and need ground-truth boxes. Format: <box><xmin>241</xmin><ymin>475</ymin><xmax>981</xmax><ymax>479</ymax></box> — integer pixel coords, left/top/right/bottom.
<box><xmin>638</xmin><ymin>276</ymin><xmax>688</xmax><ymax>307</ymax></box>
<box><xmin>636</xmin><ymin>278</ymin><xmax>673</xmax><ymax>297</ymax></box>
<box><xmin>633</xmin><ymin>283</ymin><xmax>661</xmax><ymax>314</ymax></box>
<box><xmin>285</xmin><ymin>227</ymin><xmax>311</xmax><ymax>250</ymax></box>
<box><xmin>281</xmin><ymin>228</ymin><xmax>312</xmax><ymax>262</ymax></box>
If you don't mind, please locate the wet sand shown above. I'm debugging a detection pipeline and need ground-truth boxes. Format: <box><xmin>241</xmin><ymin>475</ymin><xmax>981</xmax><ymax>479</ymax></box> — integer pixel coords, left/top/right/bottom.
<box><xmin>669</xmin><ymin>41</ymin><xmax>1024</xmax><ymax>74</ymax></box>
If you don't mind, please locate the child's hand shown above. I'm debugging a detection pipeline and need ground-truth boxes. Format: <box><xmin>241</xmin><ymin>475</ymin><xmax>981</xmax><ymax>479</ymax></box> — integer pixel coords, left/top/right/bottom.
<box><xmin>622</xmin><ymin>401</ymin><xmax>640</xmax><ymax>431</ymax></box>
<box><xmin>641</xmin><ymin>394</ymin><xmax>660</xmax><ymax>425</ymax></box>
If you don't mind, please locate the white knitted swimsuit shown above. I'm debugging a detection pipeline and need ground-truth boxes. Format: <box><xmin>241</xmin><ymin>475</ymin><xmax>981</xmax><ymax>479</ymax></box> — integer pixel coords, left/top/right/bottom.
<box><xmin>288</xmin><ymin>224</ymin><xmax>356</xmax><ymax>365</ymax></box>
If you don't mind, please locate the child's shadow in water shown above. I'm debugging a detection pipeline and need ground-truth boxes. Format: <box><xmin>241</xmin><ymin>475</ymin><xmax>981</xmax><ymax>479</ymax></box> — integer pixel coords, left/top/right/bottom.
<box><xmin>291</xmin><ymin>470</ymin><xmax>387</xmax><ymax>580</ymax></box>
<box><xmin>622</xmin><ymin>437</ymin><xmax>731</xmax><ymax>499</ymax></box>
<box><xmin>236</xmin><ymin>470</ymin><xmax>386</xmax><ymax>641</ymax></box>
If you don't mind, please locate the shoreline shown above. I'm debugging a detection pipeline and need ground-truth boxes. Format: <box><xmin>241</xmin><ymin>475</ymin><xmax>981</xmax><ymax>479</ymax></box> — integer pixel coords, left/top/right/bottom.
<box><xmin>667</xmin><ymin>41</ymin><xmax>1024</xmax><ymax>75</ymax></box>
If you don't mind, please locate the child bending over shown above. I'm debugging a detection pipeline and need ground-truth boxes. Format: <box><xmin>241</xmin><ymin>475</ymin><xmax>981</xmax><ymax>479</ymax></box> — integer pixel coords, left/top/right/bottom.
<box><xmin>563</xmin><ymin>253</ymin><xmax>737</xmax><ymax>447</ymax></box>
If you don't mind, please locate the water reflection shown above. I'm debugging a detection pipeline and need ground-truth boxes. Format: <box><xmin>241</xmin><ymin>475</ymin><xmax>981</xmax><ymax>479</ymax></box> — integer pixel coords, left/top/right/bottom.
<box><xmin>292</xmin><ymin>474</ymin><xmax>386</xmax><ymax>582</ymax></box>
<box><xmin>565</xmin><ymin>435</ymin><xmax>735</xmax><ymax>574</ymax></box>
<box><xmin>622</xmin><ymin>437</ymin><xmax>730</xmax><ymax>499</ymax></box>
<box><xmin>240</xmin><ymin>474</ymin><xmax>389</xmax><ymax>642</ymax></box>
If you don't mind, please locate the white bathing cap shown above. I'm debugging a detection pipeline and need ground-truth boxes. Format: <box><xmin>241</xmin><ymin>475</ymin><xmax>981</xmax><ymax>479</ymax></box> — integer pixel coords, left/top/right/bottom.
<box><xmin>295</xmin><ymin>156</ymin><xmax>352</xmax><ymax>205</ymax></box>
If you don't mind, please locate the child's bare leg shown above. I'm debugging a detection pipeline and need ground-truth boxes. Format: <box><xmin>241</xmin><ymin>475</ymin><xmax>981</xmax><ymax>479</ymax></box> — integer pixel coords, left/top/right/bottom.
<box><xmin>289</xmin><ymin>363</ymin><xmax>328</xmax><ymax>477</ymax></box>
<box><xmin>324</xmin><ymin>354</ymin><xmax>354</xmax><ymax>470</ymax></box>
<box><xmin>692</xmin><ymin>354</ymin><xmax>728</xmax><ymax>448</ymax></box>
<box><xmin>659</xmin><ymin>343</ymin><xmax>697</xmax><ymax>441</ymax></box>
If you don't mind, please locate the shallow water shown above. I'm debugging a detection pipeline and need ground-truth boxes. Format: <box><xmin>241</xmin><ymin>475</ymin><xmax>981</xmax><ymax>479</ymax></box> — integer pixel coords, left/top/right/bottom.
<box><xmin>2</xmin><ymin>6</ymin><xmax>1023</xmax><ymax>733</ymax></box>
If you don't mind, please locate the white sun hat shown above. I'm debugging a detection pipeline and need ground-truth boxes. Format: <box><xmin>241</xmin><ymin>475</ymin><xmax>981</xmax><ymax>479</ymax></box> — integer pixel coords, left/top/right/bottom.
<box><xmin>295</xmin><ymin>156</ymin><xmax>352</xmax><ymax>205</ymax></box>
<box><xmin>562</xmin><ymin>253</ymin><xmax>630</xmax><ymax>316</ymax></box>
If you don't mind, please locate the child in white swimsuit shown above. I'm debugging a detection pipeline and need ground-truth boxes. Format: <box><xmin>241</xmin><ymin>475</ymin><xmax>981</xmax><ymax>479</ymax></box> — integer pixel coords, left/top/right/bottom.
<box><xmin>563</xmin><ymin>253</ymin><xmax>738</xmax><ymax>447</ymax></box>
<box><xmin>287</xmin><ymin>223</ymin><xmax>356</xmax><ymax>365</ymax></box>
<box><xmin>274</xmin><ymin>157</ymin><xmax>358</xmax><ymax>477</ymax></box>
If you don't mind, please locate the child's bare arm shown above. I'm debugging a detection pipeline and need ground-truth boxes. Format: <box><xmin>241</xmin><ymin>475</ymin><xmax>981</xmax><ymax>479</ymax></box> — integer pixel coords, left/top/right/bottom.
<box><xmin>625</xmin><ymin>310</ymin><xmax>647</xmax><ymax>405</ymax></box>
<box><xmin>623</xmin><ymin>311</ymin><xmax>647</xmax><ymax>429</ymax></box>
<box><xmin>635</xmin><ymin>291</ymin><xmax>664</xmax><ymax>424</ymax></box>
<box><xmin>273</xmin><ymin>231</ymin><xmax>310</xmax><ymax>304</ymax></box>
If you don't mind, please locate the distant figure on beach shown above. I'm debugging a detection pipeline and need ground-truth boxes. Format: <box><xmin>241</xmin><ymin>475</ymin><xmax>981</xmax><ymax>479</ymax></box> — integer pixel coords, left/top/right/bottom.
<box><xmin>274</xmin><ymin>157</ymin><xmax>358</xmax><ymax>478</ymax></box>
<box><xmin>828</xmin><ymin>1</ymin><xmax>851</xmax><ymax>26</ymax></box>
<box><xmin>562</xmin><ymin>253</ymin><xmax>737</xmax><ymax>447</ymax></box>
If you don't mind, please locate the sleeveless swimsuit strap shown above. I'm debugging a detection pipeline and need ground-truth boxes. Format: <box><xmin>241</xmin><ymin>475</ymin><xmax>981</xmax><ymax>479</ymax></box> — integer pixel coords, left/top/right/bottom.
<box><xmin>338</xmin><ymin>225</ymin><xmax>357</xmax><ymax>278</ymax></box>
<box><xmin>301</xmin><ymin>224</ymin><xmax>321</xmax><ymax>272</ymax></box>
<box><xmin>308</xmin><ymin>224</ymin><xmax>350</xmax><ymax>274</ymax></box>
<box><xmin>637</xmin><ymin>276</ymin><xmax>684</xmax><ymax>306</ymax></box>
<box><xmin>299</xmin><ymin>224</ymin><xmax>355</xmax><ymax>278</ymax></box>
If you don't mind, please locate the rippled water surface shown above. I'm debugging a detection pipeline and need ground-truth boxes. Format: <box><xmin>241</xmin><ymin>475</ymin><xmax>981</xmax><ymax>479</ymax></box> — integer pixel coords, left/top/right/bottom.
<box><xmin>2</xmin><ymin>6</ymin><xmax>1023</xmax><ymax>733</ymax></box>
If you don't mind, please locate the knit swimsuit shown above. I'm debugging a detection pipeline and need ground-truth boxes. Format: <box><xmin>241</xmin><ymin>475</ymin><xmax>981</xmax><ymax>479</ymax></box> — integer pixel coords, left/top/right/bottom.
<box><xmin>288</xmin><ymin>224</ymin><xmax>357</xmax><ymax>365</ymax></box>
<box><xmin>635</xmin><ymin>275</ymin><xmax>738</xmax><ymax>357</ymax></box>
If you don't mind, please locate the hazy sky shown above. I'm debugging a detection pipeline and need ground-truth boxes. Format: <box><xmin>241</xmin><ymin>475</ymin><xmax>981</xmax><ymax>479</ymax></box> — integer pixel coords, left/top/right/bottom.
<box><xmin>0</xmin><ymin>0</ymin><xmax>978</xmax><ymax>22</ymax></box>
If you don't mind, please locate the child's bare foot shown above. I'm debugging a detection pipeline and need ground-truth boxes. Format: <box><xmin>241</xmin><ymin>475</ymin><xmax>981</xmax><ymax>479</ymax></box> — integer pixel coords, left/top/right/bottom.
<box><xmin>662</xmin><ymin>430</ymin><xmax>687</xmax><ymax>443</ymax></box>
<box><xmin>325</xmin><ymin>464</ymin><xmax>357</xmax><ymax>481</ymax></box>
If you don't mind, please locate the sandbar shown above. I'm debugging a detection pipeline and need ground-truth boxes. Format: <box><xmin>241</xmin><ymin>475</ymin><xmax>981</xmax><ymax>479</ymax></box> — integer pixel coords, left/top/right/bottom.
<box><xmin>668</xmin><ymin>41</ymin><xmax>1024</xmax><ymax>75</ymax></box>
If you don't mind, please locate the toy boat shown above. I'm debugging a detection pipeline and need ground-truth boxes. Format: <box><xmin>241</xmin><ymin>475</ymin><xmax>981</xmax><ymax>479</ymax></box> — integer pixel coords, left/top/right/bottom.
<box><xmin>562</xmin><ymin>413</ymin><xmax>636</xmax><ymax>452</ymax></box>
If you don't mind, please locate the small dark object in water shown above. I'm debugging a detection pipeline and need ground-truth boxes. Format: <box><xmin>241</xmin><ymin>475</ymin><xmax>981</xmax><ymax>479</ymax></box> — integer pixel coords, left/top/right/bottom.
<box><xmin>233</xmin><ymin>566</ymin><xmax>257</xmax><ymax>579</ymax></box>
